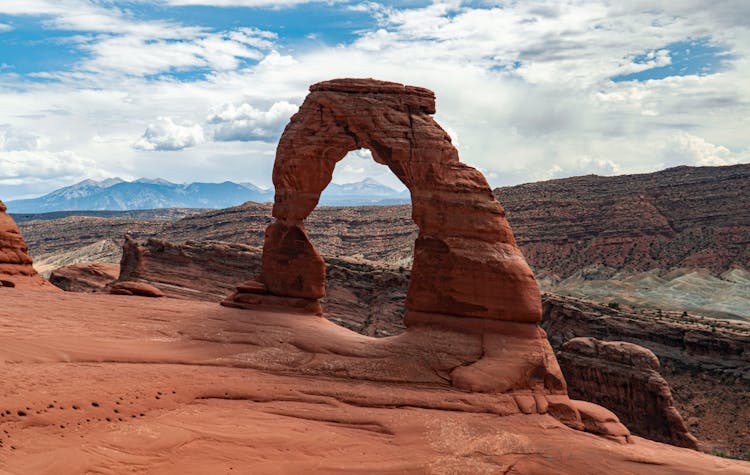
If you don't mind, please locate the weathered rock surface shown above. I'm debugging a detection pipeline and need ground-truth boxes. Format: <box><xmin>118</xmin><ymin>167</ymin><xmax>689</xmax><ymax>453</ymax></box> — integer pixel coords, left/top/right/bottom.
<box><xmin>109</xmin><ymin>237</ymin><xmax>750</xmax><ymax>454</ymax></box>
<box><xmin>49</xmin><ymin>263</ymin><xmax>119</xmax><ymax>292</ymax></box>
<box><xmin>543</xmin><ymin>294</ymin><xmax>750</xmax><ymax>456</ymax></box>
<box><xmin>0</xmin><ymin>200</ymin><xmax>53</xmax><ymax>289</ymax></box>
<box><xmin>1</xmin><ymin>288</ymin><xmax>749</xmax><ymax>474</ymax></box>
<box><xmin>558</xmin><ymin>337</ymin><xmax>699</xmax><ymax>449</ymax></box>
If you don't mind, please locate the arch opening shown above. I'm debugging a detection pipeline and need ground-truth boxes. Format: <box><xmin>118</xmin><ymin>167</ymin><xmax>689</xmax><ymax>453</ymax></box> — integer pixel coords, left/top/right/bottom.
<box><xmin>303</xmin><ymin>149</ymin><xmax>415</xmax><ymax>336</ymax></box>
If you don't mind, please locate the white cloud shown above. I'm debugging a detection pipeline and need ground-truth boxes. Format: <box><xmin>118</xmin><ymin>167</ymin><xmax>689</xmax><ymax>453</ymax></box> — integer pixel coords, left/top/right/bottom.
<box><xmin>133</xmin><ymin>117</ymin><xmax>206</xmax><ymax>151</ymax></box>
<box><xmin>0</xmin><ymin>23</ymin><xmax>12</xmax><ymax>32</ymax></box>
<box><xmin>0</xmin><ymin>150</ymin><xmax>99</xmax><ymax>186</ymax></box>
<box><xmin>663</xmin><ymin>132</ymin><xmax>746</xmax><ymax>167</ymax></box>
<box><xmin>73</xmin><ymin>27</ymin><xmax>276</xmax><ymax>77</ymax></box>
<box><xmin>0</xmin><ymin>126</ymin><xmax>43</xmax><ymax>152</ymax></box>
<box><xmin>207</xmin><ymin>101</ymin><xmax>299</xmax><ymax>142</ymax></box>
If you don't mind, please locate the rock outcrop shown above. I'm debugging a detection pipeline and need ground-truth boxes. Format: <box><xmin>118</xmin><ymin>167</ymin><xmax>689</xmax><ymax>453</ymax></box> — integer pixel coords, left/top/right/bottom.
<box><xmin>49</xmin><ymin>263</ymin><xmax>119</xmax><ymax>292</ymax></box>
<box><xmin>558</xmin><ymin>337</ymin><xmax>699</xmax><ymax>449</ymax></box>
<box><xmin>117</xmin><ymin>236</ymin><xmax>260</xmax><ymax>301</ymax></box>
<box><xmin>0</xmin><ymin>200</ymin><xmax>52</xmax><ymax>289</ymax></box>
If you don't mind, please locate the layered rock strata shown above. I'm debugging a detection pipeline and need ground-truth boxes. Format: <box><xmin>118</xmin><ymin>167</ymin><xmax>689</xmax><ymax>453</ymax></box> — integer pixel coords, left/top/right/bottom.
<box><xmin>0</xmin><ymin>200</ymin><xmax>53</xmax><ymax>289</ymax></box>
<box><xmin>558</xmin><ymin>337</ymin><xmax>699</xmax><ymax>449</ymax></box>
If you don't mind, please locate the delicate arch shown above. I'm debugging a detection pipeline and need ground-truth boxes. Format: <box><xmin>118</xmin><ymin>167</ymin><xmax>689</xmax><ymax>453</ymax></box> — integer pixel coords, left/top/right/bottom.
<box><xmin>226</xmin><ymin>78</ymin><xmax>541</xmax><ymax>325</ymax></box>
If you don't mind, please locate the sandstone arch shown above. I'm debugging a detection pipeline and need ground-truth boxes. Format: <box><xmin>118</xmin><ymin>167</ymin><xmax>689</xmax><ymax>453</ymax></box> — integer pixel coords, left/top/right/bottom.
<box><xmin>225</xmin><ymin>78</ymin><xmax>542</xmax><ymax>326</ymax></box>
<box><xmin>220</xmin><ymin>80</ymin><xmax>636</xmax><ymax>439</ymax></box>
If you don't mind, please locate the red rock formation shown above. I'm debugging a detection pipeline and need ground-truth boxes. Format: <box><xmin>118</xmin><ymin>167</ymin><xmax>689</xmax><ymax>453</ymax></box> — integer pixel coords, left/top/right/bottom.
<box><xmin>0</xmin><ymin>200</ymin><xmax>53</xmax><ymax>289</ymax></box>
<box><xmin>225</xmin><ymin>79</ymin><xmax>540</xmax><ymax>321</ymax></box>
<box><xmin>558</xmin><ymin>337</ymin><xmax>699</xmax><ymax>449</ymax></box>
<box><xmin>49</xmin><ymin>263</ymin><xmax>119</xmax><ymax>292</ymax></box>
<box><xmin>221</xmin><ymin>78</ymin><xmax>631</xmax><ymax>438</ymax></box>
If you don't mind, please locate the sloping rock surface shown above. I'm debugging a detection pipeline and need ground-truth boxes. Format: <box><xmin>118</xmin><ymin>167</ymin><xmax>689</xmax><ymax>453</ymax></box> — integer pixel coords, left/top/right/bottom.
<box><xmin>115</xmin><ymin>238</ymin><xmax>408</xmax><ymax>337</ymax></box>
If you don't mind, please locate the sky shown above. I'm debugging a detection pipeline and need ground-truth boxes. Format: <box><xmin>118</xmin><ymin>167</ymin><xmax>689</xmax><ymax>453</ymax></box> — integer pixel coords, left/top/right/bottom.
<box><xmin>0</xmin><ymin>0</ymin><xmax>749</xmax><ymax>200</ymax></box>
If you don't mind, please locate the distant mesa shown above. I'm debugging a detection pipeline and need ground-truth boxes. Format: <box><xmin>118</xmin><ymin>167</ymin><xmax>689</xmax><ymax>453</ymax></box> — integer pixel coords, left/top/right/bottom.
<box><xmin>5</xmin><ymin>176</ymin><xmax>409</xmax><ymax>213</ymax></box>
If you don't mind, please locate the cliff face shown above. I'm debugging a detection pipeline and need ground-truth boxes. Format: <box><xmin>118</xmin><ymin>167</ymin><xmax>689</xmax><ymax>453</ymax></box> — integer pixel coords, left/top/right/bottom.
<box><xmin>558</xmin><ymin>337</ymin><xmax>698</xmax><ymax>449</ymax></box>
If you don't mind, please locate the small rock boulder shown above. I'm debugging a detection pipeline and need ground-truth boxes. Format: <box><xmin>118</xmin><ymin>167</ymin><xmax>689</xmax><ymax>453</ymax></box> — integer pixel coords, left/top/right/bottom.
<box><xmin>110</xmin><ymin>281</ymin><xmax>165</xmax><ymax>298</ymax></box>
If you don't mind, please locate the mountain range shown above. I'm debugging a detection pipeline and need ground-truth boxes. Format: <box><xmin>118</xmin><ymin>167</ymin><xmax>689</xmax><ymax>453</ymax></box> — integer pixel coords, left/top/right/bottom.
<box><xmin>6</xmin><ymin>177</ymin><xmax>410</xmax><ymax>213</ymax></box>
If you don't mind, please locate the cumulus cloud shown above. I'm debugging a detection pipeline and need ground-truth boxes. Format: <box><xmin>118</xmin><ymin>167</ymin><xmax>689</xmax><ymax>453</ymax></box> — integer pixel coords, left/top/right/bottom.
<box><xmin>663</xmin><ymin>132</ymin><xmax>746</xmax><ymax>167</ymax></box>
<box><xmin>133</xmin><ymin>117</ymin><xmax>206</xmax><ymax>151</ymax></box>
<box><xmin>207</xmin><ymin>101</ymin><xmax>299</xmax><ymax>142</ymax></box>
<box><xmin>0</xmin><ymin>126</ymin><xmax>43</xmax><ymax>152</ymax></box>
<box><xmin>0</xmin><ymin>150</ymin><xmax>97</xmax><ymax>185</ymax></box>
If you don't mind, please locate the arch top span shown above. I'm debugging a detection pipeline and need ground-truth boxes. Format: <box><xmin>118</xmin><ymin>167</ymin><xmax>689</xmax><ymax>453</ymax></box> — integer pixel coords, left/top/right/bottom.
<box><xmin>224</xmin><ymin>78</ymin><xmax>542</xmax><ymax>326</ymax></box>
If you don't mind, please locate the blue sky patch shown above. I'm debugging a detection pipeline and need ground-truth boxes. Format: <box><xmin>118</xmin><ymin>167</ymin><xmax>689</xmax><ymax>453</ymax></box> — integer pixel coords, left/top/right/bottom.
<box><xmin>612</xmin><ymin>37</ymin><xmax>732</xmax><ymax>82</ymax></box>
<box><xmin>0</xmin><ymin>16</ymin><xmax>91</xmax><ymax>76</ymax></box>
